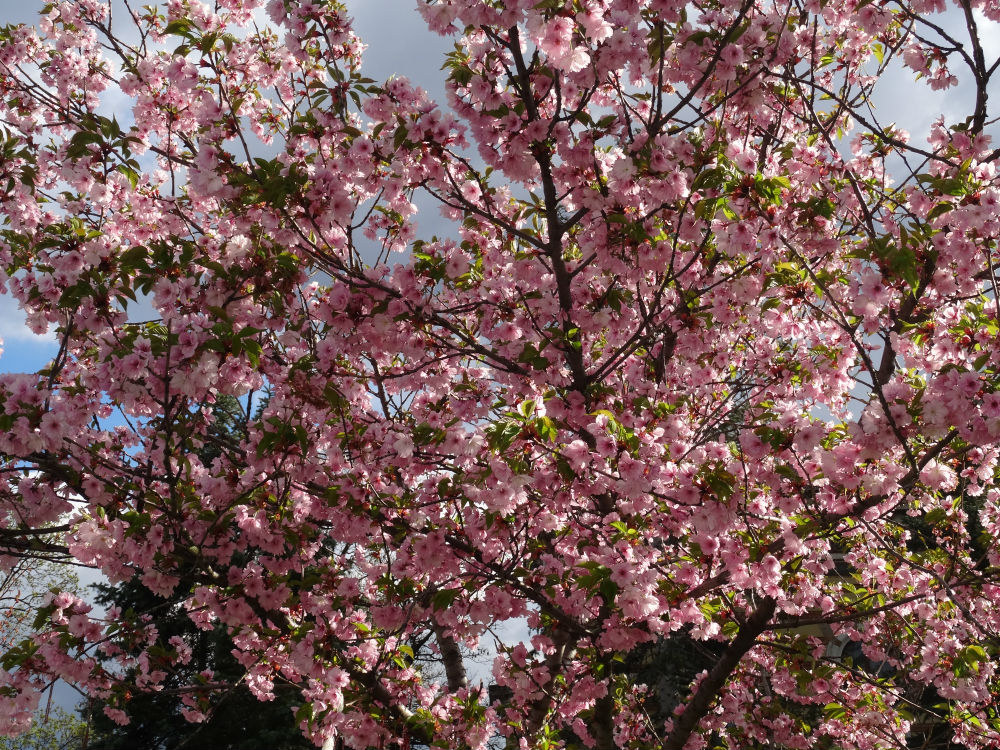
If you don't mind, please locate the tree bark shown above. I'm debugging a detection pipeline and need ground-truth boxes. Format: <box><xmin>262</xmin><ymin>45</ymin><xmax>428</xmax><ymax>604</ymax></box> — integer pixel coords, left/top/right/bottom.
<box><xmin>662</xmin><ymin>597</ymin><xmax>776</xmax><ymax>750</ymax></box>
<box><xmin>431</xmin><ymin>620</ymin><xmax>469</xmax><ymax>693</ymax></box>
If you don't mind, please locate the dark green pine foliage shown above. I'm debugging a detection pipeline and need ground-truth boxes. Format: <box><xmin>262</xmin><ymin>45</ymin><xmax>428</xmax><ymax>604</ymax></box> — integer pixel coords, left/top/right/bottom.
<box><xmin>85</xmin><ymin>394</ymin><xmax>311</xmax><ymax>750</ymax></box>
<box><xmin>84</xmin><ymin>579</ymin><xmax>311</xmax><ymax>750</ymax></box>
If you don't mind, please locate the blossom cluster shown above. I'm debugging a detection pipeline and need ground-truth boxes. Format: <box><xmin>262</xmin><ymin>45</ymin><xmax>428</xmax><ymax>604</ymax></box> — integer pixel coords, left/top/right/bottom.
<box><xmin>1</xmin><ymin>0</ymin><xmax>1000</xmax><ymax>748</ymax></box>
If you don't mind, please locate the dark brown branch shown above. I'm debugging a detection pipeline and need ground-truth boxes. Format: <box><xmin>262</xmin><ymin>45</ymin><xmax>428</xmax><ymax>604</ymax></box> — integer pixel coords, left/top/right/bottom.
<box><xmin>431</xmin><ymin>620</ymin><xmax>468</xmax><ymax>693</ymax></box>
<box><xmin>662</xmin><ymin>597</ymin><xmax>776</xmax><ymax>750</ymax></box>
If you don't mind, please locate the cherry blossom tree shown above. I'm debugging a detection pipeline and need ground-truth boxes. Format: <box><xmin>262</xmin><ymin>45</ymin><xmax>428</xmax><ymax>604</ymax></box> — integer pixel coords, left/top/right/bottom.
<box><xmin>2</xmin><ymin>0</ymin><xmax>1000</xmax><ymax>748</ymax></box>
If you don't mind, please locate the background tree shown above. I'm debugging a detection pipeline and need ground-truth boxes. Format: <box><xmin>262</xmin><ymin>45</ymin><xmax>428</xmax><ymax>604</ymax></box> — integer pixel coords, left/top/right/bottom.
<box><xmin>1</xmin><ymin>1</ymin><xmax>1000</xmax><ymax>749</ymax></box>
<box><xmin>0</xmin><ymin>708</ymin><xmax>85</xmax><ymax>750</ymax></box>
<box><xmin>0</xmin><ymin>544</ymin><xmax>79</xmax><ymax>653</ymax></box>
<box><xmin>82</xmin><ymin>395</ymin><xmax>315</xmax><ymax>750</ymax></box>
<box><xmin>0</xmin><ymin>513</ymin><xmax>81</xmax><ymax>738</ymax></box>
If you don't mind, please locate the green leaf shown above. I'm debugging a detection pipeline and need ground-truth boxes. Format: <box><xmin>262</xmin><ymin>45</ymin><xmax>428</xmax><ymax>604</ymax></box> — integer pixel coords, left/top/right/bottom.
<box><xmin>600</xmin><ymin>578</ymin><xmax>620</xmax><ymax>602</ymax></box>
<box><xmin>1</xmin><ymin>638</ymin><xmax>40</xmax><ymax>671</ymax></box>
<box><xmin>692</xmin><ymin>167</ymin><xmax>725</xmax><ymax>191</ymax></box>
<box><xmin>393</xmin><ymin>125</ymin><xmax>408</xmax><ymax>151</ymax></box>
<box><xmin>870</xmin><ymin>238</ymin><xmax>919</xmax><ymax>291</ymax></box>
<box><xmin>164</xmin><ymin>18</ymin><xmax>193</xmax><ymax>35</ymax></box>
<box><xmin>488</xmin><ymin>420</ymin><xmax>522</xmax><ymax>452</ymax></box>
<box><xmin>926</xmin><ymin>202</ymin><xmax>953</xmax><ymax>221</ymax></box>
<box><xmin>533</xmin><ymin>416</ymin><xmax>558</xmax><ymax>442</ymax></box>
<box><xmin>432</xmin><ymin>587</ymin><xmax>461</xmax><ymax>610</ymax></box>
<box><xmin>243</xmin><ymin>340</ymin><xmax>262</xmax><ymax>368</ymax></box>
<box><xmin>117</xmin><ymin>164</ymin><xmax>140</xmax><ymax>189</ymax></box>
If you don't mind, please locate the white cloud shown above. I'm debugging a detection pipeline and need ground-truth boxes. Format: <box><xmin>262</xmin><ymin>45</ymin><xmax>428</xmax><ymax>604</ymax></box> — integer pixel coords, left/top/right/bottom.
<box><xmin>973</xmin><ymin>10</ymin><xmax>1000</xmax><ymax>63</ymax></box>
<box><xmin>0</xmin><ymin>294</ymin><xmax>55</xmax><ymax>343</ymax></box>
<box><xmin>344</xmin><ymin>0</ymin><xmax>452</xmax><ymax>103</ymax></box>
